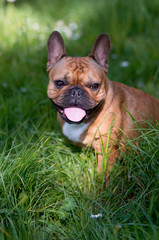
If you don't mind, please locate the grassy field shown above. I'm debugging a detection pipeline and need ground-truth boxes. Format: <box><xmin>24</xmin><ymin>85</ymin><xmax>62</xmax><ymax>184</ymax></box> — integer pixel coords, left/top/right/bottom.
<box><xmin>0</xmin><ymin>0</ymin><xmax>159</xmax><ymax>239</ymax></box>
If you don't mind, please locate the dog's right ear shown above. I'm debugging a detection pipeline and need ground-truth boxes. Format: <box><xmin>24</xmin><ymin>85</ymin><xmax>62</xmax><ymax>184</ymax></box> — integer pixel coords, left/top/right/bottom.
<box><xmin>47</xmin><ymin>31</ymin><xmax>67</xmax><ymax>72</ymax></box>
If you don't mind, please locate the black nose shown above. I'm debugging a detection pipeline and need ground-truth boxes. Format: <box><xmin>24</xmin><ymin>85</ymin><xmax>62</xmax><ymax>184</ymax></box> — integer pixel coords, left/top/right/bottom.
<box><xmin>70</xmin><ymin>87</ymin><xmax>83</xmax><ymax>99</ymax></box>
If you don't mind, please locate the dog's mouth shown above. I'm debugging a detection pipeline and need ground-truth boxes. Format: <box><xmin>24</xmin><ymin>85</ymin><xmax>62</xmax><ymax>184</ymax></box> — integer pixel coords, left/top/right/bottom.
<box><xmin>50</xmin><ymin>99</ymin><xmax>104</xmax><ymax>124</ymax></box>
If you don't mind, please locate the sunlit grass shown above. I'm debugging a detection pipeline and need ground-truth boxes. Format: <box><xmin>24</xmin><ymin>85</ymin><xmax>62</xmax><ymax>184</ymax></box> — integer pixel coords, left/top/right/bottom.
<box><xmin>0</xmin><ymin>0</ymin><xmax>159</xmax><ymax>239</ymax></box>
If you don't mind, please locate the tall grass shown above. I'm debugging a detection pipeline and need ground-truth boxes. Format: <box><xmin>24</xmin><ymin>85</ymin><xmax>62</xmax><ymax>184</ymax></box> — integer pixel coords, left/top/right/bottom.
<box><xmin>0</xmin><ymin>0</ymin><xmax>159</xmax><ymax>239</ymax></box>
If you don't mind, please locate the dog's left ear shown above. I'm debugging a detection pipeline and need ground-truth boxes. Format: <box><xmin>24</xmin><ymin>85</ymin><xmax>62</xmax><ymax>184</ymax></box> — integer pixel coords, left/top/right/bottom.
<box><xmin>47</xmin><ymin>31</ymin><xmax>67</xmax><ymax>72</ymax></box>
<box><xmin>89</xmin><ymin>33</ymin><xmax>111</xmax><ymax>72</ymax></box>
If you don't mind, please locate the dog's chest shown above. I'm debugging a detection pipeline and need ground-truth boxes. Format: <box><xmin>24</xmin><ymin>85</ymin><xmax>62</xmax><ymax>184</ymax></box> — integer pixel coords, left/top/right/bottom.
<box><xmin>62</xmin><ymin>122</ymin><xmax>89</xmax><ymax>143</ymax></box>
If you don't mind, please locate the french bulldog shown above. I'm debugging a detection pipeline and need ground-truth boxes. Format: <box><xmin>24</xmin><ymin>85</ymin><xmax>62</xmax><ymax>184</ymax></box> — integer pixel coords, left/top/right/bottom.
<box><xmin>47</xmin><ymin>31</ymin><xmax>159</xmax><ymax>173</ymax></box>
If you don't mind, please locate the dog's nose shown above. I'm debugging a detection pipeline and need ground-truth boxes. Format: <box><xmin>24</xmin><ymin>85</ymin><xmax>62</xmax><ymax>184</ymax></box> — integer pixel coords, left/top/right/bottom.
<box><xmin>70</xmin><ymin>87</ymin><xmax>83</xmax><ymax>98</ymax></box>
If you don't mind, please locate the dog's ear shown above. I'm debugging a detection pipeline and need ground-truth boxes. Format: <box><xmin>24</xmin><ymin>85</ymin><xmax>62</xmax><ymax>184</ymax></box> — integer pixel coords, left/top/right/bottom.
<box><xmin>47</xmin><ymin>31</ymin><xmax>67</xmax><ymax>71</ymax></box>
<box><xmin>89</xmin><ymin>33</ymin><xmax>111</xmax><ymax>72</ymax></box>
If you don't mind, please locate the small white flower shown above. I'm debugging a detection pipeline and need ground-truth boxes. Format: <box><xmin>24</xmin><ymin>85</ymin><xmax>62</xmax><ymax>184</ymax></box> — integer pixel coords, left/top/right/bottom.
<box><xmin>72</xmin><ymin>32</ymin><xmax>81</xmax><ymax>40</ymax></box>
<box><xmin>63</xmin><ymin>27</ymin><xmax>73</xmax><ymax>39</ymax></box>
<box><xmin>120</xmin><ymin>61</ymin><xmax>129</xmax><ymax>68</ymax></box>
<box><xmin>20</xmin><ymin>87</ymin><xmax>27</xmax><ymax>93</ymax></box>
<box><xmin>32</xmin><ymin>23</ymin><xmax>40</xmax><ymax>31</ymax></box>
<box><xmin>2</xmin><ymin>82</ymin><xmax>8</xmax><ymax>88</ymax></box>
<box><xmin>54</xmin><ymin>20</ymin><xmax>81</xmax><ymax>40</ymax></box>
<box><xmin>69</xmin><ymin>22</ymin><xmax>78</xmax><ymax>31</ymax></box>
<box><xmin>6</xmin><ymin>0</ymin><xmax>16</xmax><ymax>2</ymax></box>
<box><xmin>55</xmin><ymin>20</ymin><xmax>65</xmax><ymax>28</ymax></box>
<box><xmin>90</xmin><ymin>213</ymin><xmax>102</xmax><ymax>218</ymax></box>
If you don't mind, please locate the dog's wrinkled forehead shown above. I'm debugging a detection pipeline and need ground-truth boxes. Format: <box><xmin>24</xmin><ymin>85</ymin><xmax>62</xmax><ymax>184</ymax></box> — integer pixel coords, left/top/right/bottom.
<box><xmin>67</xmin><ymin>57</ymin><xmax>87</xmax><ymax>74</ymax></box>
<box><xmin>49</xmin><ymin>56</ymin><xmax>105</xmax><ymax>84</ymax></box>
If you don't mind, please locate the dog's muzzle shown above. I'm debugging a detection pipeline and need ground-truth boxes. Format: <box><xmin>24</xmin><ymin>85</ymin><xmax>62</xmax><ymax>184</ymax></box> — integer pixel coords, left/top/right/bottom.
<box><xmin>50</xmin><ymin>98</ymin><xmax>104</xmax><ymax>124</ymax></box>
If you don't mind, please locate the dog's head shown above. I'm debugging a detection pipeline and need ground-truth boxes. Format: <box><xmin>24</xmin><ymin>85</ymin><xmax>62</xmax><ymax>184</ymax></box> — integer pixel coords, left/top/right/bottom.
<box><xmin>47</xmin><ymin>31</ymin><xmax>111</xmax><ymax>124</ymax></box>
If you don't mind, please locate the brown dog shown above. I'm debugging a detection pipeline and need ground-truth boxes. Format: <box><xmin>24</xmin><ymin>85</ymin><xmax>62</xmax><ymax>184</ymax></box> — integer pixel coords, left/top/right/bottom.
<box><xmin>47</xmin><ymin>31</ymin><xmax>159</xmax><ymax>173</ymax></box>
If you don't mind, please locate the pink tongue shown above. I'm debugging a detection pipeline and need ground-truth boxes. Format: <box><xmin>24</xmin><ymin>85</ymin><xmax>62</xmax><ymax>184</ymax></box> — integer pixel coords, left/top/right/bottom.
<box><xmin>64</xmin><ymin>107</ymin><xmax>86</xmax><ymax>122</ymax></box>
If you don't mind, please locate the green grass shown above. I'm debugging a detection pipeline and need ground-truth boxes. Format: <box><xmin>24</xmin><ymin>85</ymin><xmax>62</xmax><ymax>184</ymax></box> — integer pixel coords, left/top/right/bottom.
<box><xmin>0</xmin><ymin>0</ymin><xmax>159</xmax><ymax>239</ymax></box>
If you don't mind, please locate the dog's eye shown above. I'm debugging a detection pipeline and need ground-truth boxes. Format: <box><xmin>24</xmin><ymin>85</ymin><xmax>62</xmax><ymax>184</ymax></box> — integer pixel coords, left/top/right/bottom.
<box><xmin>90</xmin><ymin>83</ymin><xmax>100</xmax><ymax>90</ymax></box>
<box><xmin>54</xmin><ymin>80</ymin><xmax>65</xmax><ymax>87</ymax></box>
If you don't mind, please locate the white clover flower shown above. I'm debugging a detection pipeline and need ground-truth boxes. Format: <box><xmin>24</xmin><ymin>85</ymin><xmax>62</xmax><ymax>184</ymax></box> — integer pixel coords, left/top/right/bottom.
<box><xmin>2</xmin><ymin>82</ymin><xmax>8</xmax><ymax>88</ymax></box>
<box><xmin>120</xmin><ymin>61</ymin><xmax>129</xmax><ymax>68</ymax></box>
<box><xmin>72</xmin><ymin>32</ymin><xmax>81</xmax><ymax>40</ymax></box>
<box><xmin>54</xmin><ymin>20</ymin><xmax>81</xmax><ymax>40</ymax></box>
<box><xmin>20</xmin><ymin>87</ymin><xmax>27</xmax><ymax>93</ymax></box>
<box><xmin>32</xmin><ymin>23</ymin><xmax>40</xmax><ymax>31</ymax></box>
<box><xmin>69</xmin><ymin>22</ymin><xmax>78</xmax><ymax>31</ymax></box>
<box><xmin>55</xmin><ymin>20</ymin><xmax>65</xmax><ymax>28</ymax></box>
<box><xmin>63</xmin><ymin>26</ymin><xmax>73</xmax><ymax>39</ymax></box>
<box><xmin>6</xmin><ymin>0</ymin><xmax>16</xmax><ymax>2</ymax></box>
<box><xmin>90</xmin><ymin>213</ymin><xmax>102</xmax><ymax>218</ymax></box>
